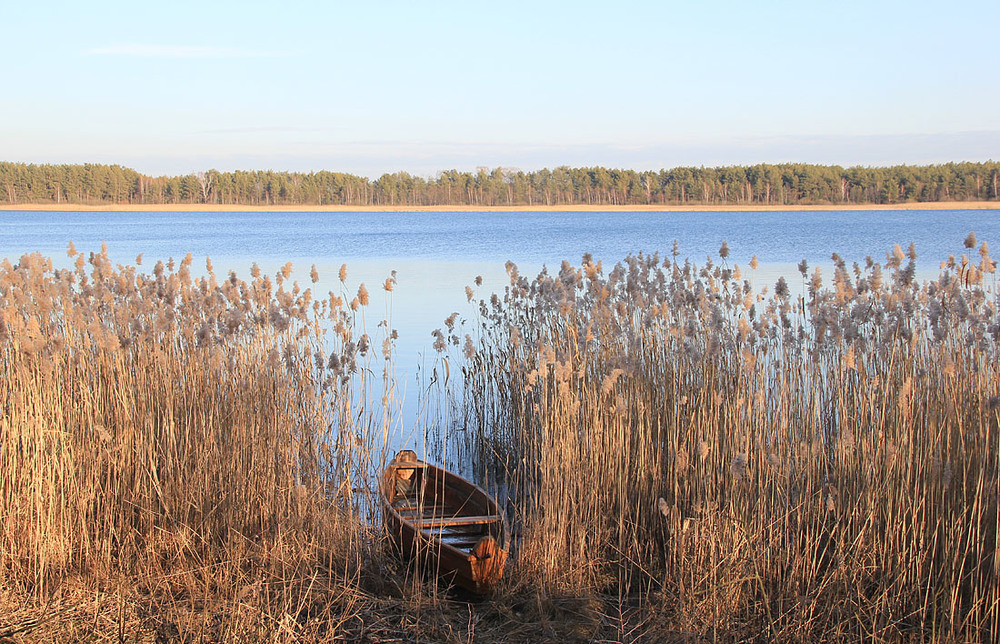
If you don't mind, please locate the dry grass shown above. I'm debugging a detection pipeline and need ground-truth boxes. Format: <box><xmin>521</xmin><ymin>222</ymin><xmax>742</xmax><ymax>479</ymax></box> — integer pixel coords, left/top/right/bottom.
<box><xmin>3</xmin><ymin>237</ymin><xmax>999</xmax><ymax>642</ymax></box>
<box><xmin>459</xmin><ymin>242</ymin><xmax>999</xmax><ymax>642</ymax></box>
<box><xmin>0</xmin><ymin>247</ymin><xmax>643</xmax><ymax>644</ymax></box>
<box><xmin>0</xmin><ymin>247</ymin><xmax>392</xmax><ymax>641</ymax></box>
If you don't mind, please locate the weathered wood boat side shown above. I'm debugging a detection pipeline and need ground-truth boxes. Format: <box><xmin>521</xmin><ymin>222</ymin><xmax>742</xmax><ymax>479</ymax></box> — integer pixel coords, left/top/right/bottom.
<box><xmin>379</xmin><ymin>450</ymin><xmax>509</xmax><ymax>594</ymax></box>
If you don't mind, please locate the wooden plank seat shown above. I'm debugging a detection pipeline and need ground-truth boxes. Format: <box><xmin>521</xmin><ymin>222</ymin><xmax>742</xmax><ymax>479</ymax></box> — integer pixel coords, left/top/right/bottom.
<box><xmin>412</xmin><ymin>514</ymin><xmax>502</xmax><ymax>529</ymax></box>
<box><xmin>388</xmin><ymin>460</ymin><xmax>429</xmax><ymax>468</ymax></box>
<box><xmin>393</xmin><ymin>504</ymin><xmax>452</xmax><ymax>514</ymax></box>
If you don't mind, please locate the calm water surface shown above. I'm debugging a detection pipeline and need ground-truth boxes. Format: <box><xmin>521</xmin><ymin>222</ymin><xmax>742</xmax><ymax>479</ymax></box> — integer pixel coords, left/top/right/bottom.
<box><xmin>3</xmin><ymin>208</ymin><xmax>998</xmax><ymax>432</ymax></box>
<box><xmin>3</xmin><ymin>209</ymin><xmax>998</xmax><ymax>266</ymax></box>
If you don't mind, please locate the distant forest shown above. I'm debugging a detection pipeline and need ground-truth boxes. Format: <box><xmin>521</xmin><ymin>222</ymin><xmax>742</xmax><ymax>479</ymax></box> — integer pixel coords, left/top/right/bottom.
<box><xmin>1</xmin><ymin>160</ymin><xmax>998</xmax><ymax>207</ymax></box>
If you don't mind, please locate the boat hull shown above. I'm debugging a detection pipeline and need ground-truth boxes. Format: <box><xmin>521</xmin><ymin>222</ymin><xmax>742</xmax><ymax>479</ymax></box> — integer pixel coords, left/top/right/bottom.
<box><xmin>380</xmin><ymin>452</ymin><xmax>508</xmax><ymax>594</ymax></box>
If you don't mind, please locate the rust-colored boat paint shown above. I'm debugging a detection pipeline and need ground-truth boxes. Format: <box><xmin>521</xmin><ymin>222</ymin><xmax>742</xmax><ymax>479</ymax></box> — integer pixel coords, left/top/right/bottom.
<box><xmin>380</xmin><ymin>450</ymin><xmax>509</xmax><ymax>594</ymax></box>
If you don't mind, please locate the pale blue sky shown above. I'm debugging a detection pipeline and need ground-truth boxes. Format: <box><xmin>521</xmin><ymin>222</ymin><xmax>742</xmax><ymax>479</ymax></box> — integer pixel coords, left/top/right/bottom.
<box><xmin>2</xmin><ymin>0</ymin><xmax>997</xmax><ymax>177</ymax></box>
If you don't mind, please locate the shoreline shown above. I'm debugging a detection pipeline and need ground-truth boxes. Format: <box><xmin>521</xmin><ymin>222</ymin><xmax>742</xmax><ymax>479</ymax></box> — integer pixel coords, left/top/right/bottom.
<box><xmin>1</xmin><ymin>201</ymin><xmax>999</xmax><ymax>213</ymax></box>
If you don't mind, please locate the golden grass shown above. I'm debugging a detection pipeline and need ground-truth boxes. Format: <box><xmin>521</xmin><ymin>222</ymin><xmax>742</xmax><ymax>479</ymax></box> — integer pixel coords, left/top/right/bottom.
<box><xmin>0</xmin><ymin>248</ymin><xmax>393</xmax><ymax>641</ymax></box>
<box><xmin>3</xmin><ymin>238</ymin><xmax>999</xmax><ymax>642</ymax></box>
<box><xmin>0</xmin><ymin>248</ymin><xmax>580</xmax><ymax>643</ymax></box>
<box><xmin>458</xmin><ymin>244</ymin><xmax>1000</xmax><ymax>641</ymax></box>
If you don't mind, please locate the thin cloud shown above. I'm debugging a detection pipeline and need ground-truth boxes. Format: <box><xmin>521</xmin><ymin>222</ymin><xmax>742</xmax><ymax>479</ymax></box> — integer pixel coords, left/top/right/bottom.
<box><xmin>200</xmin><ymin>126</ymin><xmax>326</xmax><ymax>135</ymax></box>
<box><xmin>85</xmin><ymin>44</ymin><xmax>294</xmax><ymax>59</ymax></box>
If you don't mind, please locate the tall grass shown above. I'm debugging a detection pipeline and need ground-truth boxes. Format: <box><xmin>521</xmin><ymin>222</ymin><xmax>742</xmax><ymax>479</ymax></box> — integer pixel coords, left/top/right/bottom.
<box><xmin>461</xmin><ymin>242</ymin><xmax>999</xmax><ymax>641</ymax></box>
<box><xmin>4</xmin><ymin>237</ymin><xmax>999</xmax><ymax>642</ymax></box>
<box><xmin>0</xmin><ymin>247</ymin><xmax>386</xmax><ymax>640</ymax></box>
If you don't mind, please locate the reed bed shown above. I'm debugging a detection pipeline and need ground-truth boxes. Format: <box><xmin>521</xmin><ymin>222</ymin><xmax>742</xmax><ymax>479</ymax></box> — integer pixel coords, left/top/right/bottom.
<box><xmin>4</xmin><ymin>237</ymin><xmax>999</xmax><ymax>642</ymax></box>
<box><xmin>460</xmin><ymin>240</ymin><xmax>999</xmax><ymax>642</ymax></box>
<box><xmin>0</xmin><ymin>246</ymin><xmax>400</xmax><ymax>641</ymax></box>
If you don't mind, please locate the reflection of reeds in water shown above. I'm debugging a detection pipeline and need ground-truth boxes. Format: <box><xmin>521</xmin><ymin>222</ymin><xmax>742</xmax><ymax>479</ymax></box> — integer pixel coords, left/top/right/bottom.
<box><xmin>462</xmin><ymin>240</ymin><xmax>999</xmax><ymax>640</ymax></box>
<box><xmin>0</xmin><ymin>246</ymin><xmax>391</xmax><ymax>639</ymax></box>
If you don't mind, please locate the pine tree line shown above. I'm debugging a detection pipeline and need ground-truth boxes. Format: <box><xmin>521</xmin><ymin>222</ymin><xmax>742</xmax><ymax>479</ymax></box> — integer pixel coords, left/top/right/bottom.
<box><xmin>1</xmin><ymin>161</ymin><xmax>998</xmax><ymax>207</ymax></box>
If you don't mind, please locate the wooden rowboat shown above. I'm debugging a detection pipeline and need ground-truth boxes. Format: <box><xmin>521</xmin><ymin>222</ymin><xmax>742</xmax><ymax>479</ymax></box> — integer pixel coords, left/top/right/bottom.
<box><xmin>380</xmin><ymin>450</ymin><xmax>509</xmax><ymax>594</ymax></box>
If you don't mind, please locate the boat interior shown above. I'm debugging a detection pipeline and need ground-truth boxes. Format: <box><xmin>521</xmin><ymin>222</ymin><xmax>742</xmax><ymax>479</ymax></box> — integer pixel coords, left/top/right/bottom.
<box><xmin>388</xmin><ymin>454</ymin><xmax>504</xmax><ymax>552</ymax></box>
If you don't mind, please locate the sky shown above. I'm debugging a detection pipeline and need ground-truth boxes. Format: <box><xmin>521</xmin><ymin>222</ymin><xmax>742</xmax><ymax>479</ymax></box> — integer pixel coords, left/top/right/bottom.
<box><xmin>1</xmin><ymin>0</ymin><xmax>998</xmax><ymax>178</ymax></box>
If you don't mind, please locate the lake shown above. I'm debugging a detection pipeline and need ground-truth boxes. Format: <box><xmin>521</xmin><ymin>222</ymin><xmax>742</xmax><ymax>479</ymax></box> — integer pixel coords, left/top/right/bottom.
<box><xmin>2</xmin><ymin>208</ymin><xmax>998</xmax><ymax>433</ymax></box>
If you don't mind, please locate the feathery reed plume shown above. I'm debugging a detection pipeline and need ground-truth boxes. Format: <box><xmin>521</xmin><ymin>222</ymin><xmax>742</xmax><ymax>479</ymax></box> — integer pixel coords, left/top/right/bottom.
<box><xmin>457</xmin><ymin>238</ymin><xmax>1000</xmax><ymax>641</ymax></box>
<box><xmin>0</xmin><ymin>248</ymin><xmax>401</xmax><ymax>642</ymax></box>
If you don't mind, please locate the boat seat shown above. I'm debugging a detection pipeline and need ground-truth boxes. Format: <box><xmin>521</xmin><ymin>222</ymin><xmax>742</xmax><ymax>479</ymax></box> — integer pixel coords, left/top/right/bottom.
<box><xmin>389</xmin><ymin>460</ymin><xmax>429</xmax><ymax>468</ymax></box>
<box><xmin>414</xmin><ymin>514</ymin><xmax>502</xmax><ymax>528</ymax></box>
<box><xmin>394</xmin><ymin>505</ymin><xmax>451</xmax><ymax>515</ymax></box>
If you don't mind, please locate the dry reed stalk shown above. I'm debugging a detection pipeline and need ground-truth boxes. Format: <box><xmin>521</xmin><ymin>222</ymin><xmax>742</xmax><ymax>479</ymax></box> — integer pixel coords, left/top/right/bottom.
<box><xmin>0</xmin><ymin>248</ymin><xmax>403</xmax><ymax>641</ymax></box>
<box><xmin>459</xmin><ymin>243</ymin><xmax>999</xmax><ymax>641</ymax></box>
